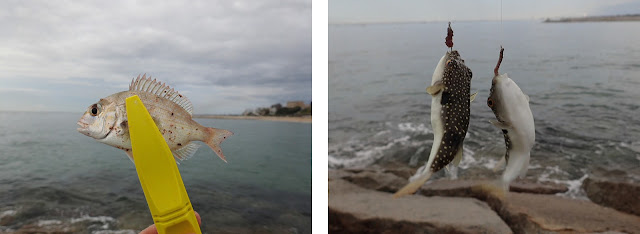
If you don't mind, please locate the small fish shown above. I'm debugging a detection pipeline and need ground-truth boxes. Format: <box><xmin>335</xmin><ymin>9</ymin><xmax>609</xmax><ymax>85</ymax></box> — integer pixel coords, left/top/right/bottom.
<box><xmin>394</xmin><ymin>50</ymin><xmax>474</xmax><ymax>198</ymax></box>
<box><xmin>487</xmin><ymin>72</ymin><xmax>535</xmax><ymax>192</ymax></box>
<box><xmin>77</xmin><ymin>74</ymin><xmax>233</xmax><ymax>163</ymax></box>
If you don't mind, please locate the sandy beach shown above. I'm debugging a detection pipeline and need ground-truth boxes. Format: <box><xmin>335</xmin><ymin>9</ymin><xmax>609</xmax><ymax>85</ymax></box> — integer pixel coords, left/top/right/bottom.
<box><xmin>195</xmin><ymin>115</ymin><xmax>312</xmax><ymax>123</ymax></box>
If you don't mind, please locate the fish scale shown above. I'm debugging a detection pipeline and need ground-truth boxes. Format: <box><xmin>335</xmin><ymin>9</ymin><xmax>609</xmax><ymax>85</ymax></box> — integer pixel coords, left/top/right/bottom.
<box><xmin>77</xmin><ymin>75</ymin><xmax>233</xmax><ymax>164</ymax></box>
<box><xmin>394</xmin><ymin>50</ymin><xmax>473</xmax><ymax>198</ymax></box>
<box><xmin>431</xmin><ymin>52</ymin><xmax>472</xmax><ymax>172</ymax></box>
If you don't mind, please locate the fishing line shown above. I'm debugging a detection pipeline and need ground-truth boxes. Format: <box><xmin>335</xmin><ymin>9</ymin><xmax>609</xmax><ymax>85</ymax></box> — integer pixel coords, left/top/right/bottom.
<box><xmin>500</xmin><ymin>0</ymin><xmax>503</xmax><ymax>47</ymax></box>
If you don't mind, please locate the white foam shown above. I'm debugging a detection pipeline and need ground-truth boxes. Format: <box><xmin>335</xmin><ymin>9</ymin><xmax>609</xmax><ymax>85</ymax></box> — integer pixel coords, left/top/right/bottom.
<box><xmin>328</xmin><ymin>136</ymin><xmax>411</xmax><ymax>168</ymax></box>
<box><xmin>0</xmin><ymin>210</ymin><xmax>16</xmax><ymax>219</ymax></box>
<box><xmin>70</xmin><ymin>215</ymin><xmax>115</xmax><ymax>224</ymax></box>
<box><xmin>37</xmin><ymin>219</ymin><xmax>62</xmax><ymax>227</ymax></box>
<box><xmin>536</xmin><ymin>166</ymin><xmax>588</xmax><ymax>199</ymax></box>
<box><xmin>71</xmin><ymin>215</ymin><xmax>116</xmax><ymax>230</ymax></box>
<box><xmin>397</xmin><ymin>122</ymin><xmax>431</xmax><ymax>134</ymax></box>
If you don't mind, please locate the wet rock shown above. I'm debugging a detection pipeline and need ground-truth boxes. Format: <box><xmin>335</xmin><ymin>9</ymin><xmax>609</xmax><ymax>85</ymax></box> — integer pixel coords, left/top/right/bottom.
<box><xmin>342</xmin><ymin>170</ymin><xmax>407</xmax><ymax>193</ymax></box>
<box><xmin>329</xmin><ymin>179</ymin><xmax>512</xmax><ymax>234</ymax></box>
<box><xmin>496</xmin><ymin>192</ymin><xmax>640</xmax><ymax>234</ymax></box>
<box><xmin>0</xmin><ymin>210</ymin><xmax>16</xmax><ymax>226</ymax></box>
<box><xmin>328</xmin><ymin>169</ymin><xmax>354</xmax><ymax>181</ymax></box>
<box><xmin>509</xmin><ymin>179</ymin><xmax>568</xmax><ymax>194</ymax></box>
<box><xmin>582</xmin><ymin>176</ymin><xmax>640</xmax><ymax>216</ymax></box>
<box><xmin>418</xmin><ymin>179</ymin><xmax>568</xmax><ymax>197</ymax></box>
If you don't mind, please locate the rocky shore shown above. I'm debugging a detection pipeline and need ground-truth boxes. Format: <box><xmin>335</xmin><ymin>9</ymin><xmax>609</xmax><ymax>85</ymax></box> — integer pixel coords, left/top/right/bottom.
<box><xmin>329</xmin><ymin>165</ymin><xmax>640</xmax><ymax>234</ymax></box>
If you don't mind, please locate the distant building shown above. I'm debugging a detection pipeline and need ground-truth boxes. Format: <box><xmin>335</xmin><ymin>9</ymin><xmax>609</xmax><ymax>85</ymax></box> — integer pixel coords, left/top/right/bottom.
<box><xmin>269</xmin><ymin>103</ymin><xmax>282</xmax><ymax>116</ymax></box>
<box><xmin>286</xmin><ymin>101</ymin><xmax>308</xmax><ymax>109</ymax></box>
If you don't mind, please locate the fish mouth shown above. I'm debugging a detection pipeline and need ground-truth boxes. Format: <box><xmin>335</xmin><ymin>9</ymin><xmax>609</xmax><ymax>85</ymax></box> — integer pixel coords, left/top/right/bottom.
<box><xmin>77</xmin><ymin>121</ymin><xmax>90</xmax><ymax>135</ymax></box>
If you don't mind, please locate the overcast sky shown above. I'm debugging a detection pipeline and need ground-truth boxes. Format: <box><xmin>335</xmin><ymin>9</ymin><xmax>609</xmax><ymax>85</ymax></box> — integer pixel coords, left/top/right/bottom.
<box><xmin>0</xmin><ymin>0</ymin><xmax>310</xmax><ymax>114</ymax></box>
<box><xmin>329</xmin><ymin>0</ymin><xmax>640</xmax><ymax>23</ymax></box>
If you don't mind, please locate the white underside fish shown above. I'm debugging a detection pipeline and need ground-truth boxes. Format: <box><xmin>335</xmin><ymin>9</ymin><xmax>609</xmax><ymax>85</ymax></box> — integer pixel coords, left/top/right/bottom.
<box><xmin>77</xmin><ymin>75</ymin><xmax>233</xmax><ymax>163</ymax></box>
<box><xmin>487</xmin><ymin>72</ymin><xmax>535</xmax><ymax>192</ymax></box>
<box><xmin>394</xmin><ymin>50</ymin><xmax>474</xmax><ymax>198</ymax></box>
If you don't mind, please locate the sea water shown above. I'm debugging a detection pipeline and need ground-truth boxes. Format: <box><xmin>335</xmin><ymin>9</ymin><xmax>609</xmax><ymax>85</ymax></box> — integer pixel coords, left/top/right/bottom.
<box><xmin>0</xmin><ymin>112</ymin><xmax>311</xmax><ymax>232</ymax></box>
<box><xmin>329</xmin><ymin>21</ymin><xmax>640</xmax><ymax>198</ymax></box>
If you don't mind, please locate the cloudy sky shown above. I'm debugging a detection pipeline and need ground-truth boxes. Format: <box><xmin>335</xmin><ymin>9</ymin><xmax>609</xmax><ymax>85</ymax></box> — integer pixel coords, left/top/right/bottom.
<box><xmin>329</xmin><ymin>0</ymin><xmax>640</xmax><ymax>23</ymax></box>
<box><xmin>0</xmin><ymin>0</ymin><xmax>310</xmax><ymax>114</ymax></box>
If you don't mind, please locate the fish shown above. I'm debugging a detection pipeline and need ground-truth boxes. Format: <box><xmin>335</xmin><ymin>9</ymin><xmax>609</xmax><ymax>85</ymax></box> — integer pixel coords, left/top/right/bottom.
<box><xmin>393</xmin><ymin>50</ymin><xmax>474</xmax><ymax>198</ymax></box>
<box><xmin>77</xmin><ymin>74</ymin><xmax>233</xmax><ymax>163</ymax></box>
<box><xmin>487</xmin><ymin>72</ymin><xmax>535</xmax><ymax>192</ymax></box>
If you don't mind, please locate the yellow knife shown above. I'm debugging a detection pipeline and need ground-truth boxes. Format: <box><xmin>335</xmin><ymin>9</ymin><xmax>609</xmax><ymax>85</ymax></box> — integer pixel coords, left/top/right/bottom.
<box><xmin>126</xmin><ymin>95</ymin><xmax>201</xmax><ymax>234</ymax></box>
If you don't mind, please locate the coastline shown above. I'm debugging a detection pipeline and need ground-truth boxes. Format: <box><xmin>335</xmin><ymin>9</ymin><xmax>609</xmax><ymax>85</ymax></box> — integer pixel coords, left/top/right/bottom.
<box><xmin>544</xmin><ymin>14</ymin><xmax>640</xmax><ymax>23</ymax></box>
<box><xmin>195</xmin><ymin>115</ymin><xmax>312</xmax><ymax>123</ymax></box>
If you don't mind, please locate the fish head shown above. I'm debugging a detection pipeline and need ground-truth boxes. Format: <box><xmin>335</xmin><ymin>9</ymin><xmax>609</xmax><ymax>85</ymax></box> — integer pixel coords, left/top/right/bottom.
<box><xmin>445</xmin><ymin>50</ymin><xmax>473</xmax><ymax>82</ymax></box>
<box><xmin>77</xmin><ymin>98</ymin><xmax>118</xmax><ymax>139</ymax></box>
<box><xmin>487</xmin><ymin>73</ymin><xmax>513</xmax><ymax>119</ymax></box>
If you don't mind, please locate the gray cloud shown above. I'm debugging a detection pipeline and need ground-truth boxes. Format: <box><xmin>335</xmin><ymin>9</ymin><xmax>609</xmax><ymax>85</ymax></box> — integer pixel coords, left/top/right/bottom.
<box><xmin>0</xmin><ymin>0</ymin><xmax>311</xmax><ymax>114</ymax></box>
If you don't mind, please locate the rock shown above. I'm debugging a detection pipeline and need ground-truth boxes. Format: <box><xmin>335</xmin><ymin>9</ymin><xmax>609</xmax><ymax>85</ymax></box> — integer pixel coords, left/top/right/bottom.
<box><xmin>413</xmin><ymin>178</ymin><xmax>640</xmax><ymax>233</ymax></box>
<box><xmin>497</xmin><ymin>192</ymin><xmax>640</xmax><ymax>234</ymax></box>
<box><xmin>329</xmin><ymin>179</ymin><xmax>512</xmax><ymax>234</ymax></box>
<box><xmin>582</xmin><ymin>176</ymin><xmax>640</xmax><ymax>216</ymax></box>
<box><xmin>418</xmin><ymin>179</ymin><xmax>568</xmax><ymax>198</ymax></box>
<box><xmin>509</xmin><ymin>179</ymin><xmax>568</xmax><ymax>194</ymax></box>
<box><xmin>342</xmin><ymin>170</ymin><xmax>407</xmax><ymax>193</ymax></box>
<box><xmin>328</xmin><ymin>169</ymin><xmax>354</xmax><ymax>181</ymax></box>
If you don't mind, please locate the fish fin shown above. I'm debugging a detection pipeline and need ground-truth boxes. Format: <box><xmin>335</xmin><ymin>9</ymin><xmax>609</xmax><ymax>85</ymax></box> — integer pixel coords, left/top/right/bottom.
<box><xmin>172</xmin><ymin>142</ymin><xmax>201</xmax><ymax>161</ymax></box>
<box><xmin>473</xmin><ymin>180</ymin><xmax>507</xmax><ymax>200</ymax></box>
<box><xmin>426</xmin><ymin>81</ymin><xmax>445</xmax><ymax>96</ymax></box>
<box><xmin>490</xmin><ymin>120</ymin><xmax>512</xmax><ymax>129</ymax></box>
<box><xmin>493</xmin><ymin>156</ymin><xmax>506</xmax><ymax>172</ymax></box>
<box><xmin>393</xmin><ymin>171</ymin><xmax>433</xmax><ymax>198</ymax></box>
<box><xmin>452</xmin><ymin>143</ymin><xmax>463</xmax><ymax>166</ymax></box>
<box><xmin>124</xmin><ymin>150</ymin><xmax>134</xmax><ymax>163</ymax></box>
<box><xmin>129</xmin><ymin>74</ymin><xmax>194</xmax><ymax>116</ymax></box>
<box><xmin>470</xmin><ymin>92</ymin><xmax>478</xmax><ymax>102</ymax></box>
<box><xmin>203</xmin><ymin>127</ymin><xmax>233</xmax><ymax>163</ymax></box>
<box><xmin>518</xmin><ymin>153</ymin><xmax>530</xmax><ymax>178</ymax></box>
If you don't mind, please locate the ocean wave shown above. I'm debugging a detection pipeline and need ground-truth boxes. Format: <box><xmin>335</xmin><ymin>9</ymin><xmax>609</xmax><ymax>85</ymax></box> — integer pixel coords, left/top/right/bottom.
<box><xmin>328</xmin><ymin>136</ymin><xmax>411</xmax><ymax>168</ymax></box>
<box><xmin>397</xmin><ymin>122</ymin><xmax>431</xmax><ymax>134</ymax></box>
<box><xmin>536</xmin><ymin>165</ymin><xmax>588</xmax><ymax>199</ymax></box>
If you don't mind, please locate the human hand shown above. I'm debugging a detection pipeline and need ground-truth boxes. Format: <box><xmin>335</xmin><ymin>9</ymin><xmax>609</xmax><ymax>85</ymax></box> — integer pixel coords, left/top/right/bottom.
<box><xmin>139</xmin><ymin>211</ymin><xmax>202</xmax><ymax>234</ymax></box>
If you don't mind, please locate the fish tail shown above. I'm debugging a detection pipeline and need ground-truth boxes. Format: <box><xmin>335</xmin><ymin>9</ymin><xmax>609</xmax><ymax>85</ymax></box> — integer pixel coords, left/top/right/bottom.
<box><xmin>204</xmin><ymin>127</ymin><xmax>234</xmax><ymax>163</ymax></box>
<box><xmin>392</xmin><ymin>170</ymin><xmax>433</xmax><ymax>198</ymax></box>
<box><xmin>474</xmin><ymin>179</ymin><xmax>508</xmax><ymax>200</ymax></box>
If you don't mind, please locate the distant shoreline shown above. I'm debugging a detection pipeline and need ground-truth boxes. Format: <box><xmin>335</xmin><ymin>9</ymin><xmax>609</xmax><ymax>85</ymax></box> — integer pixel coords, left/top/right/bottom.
<box><xmin>194</xmin><ymin>115</ymin><xmax>312</xmax><ymax>123</ymax></box>
<box><xmin>544</xmin><ymin>14</ymin><xmax>640</xmax><ymax>23</ymax></box>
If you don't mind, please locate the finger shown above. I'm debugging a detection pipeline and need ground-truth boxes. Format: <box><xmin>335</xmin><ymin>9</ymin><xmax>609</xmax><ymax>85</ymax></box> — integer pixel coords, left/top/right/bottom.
<box><xmin>139</xmin><ymin>224</ymin><xmax>158</xmax><ymax>234</ymax></box>
<box><xmin>194</xmin><ymin>211</ymin><xmax>201</xmax><ymax>225</ymax></box>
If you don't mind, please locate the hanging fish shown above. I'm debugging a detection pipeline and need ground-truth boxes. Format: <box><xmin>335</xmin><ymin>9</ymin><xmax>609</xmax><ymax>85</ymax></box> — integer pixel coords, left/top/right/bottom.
<box><xmin>393</xmin><ymin>49</ymin><xmax>475</xmax><ymax>198</ymax></box>
<box><xmin>487</xmin><ymin>47</ymin><xmax>535</xmax><ymax>192</ymax></box>
<box><xmin>77</xmin><ymin>74</ymin><xmax>233</xmax><ymax>163</ymax></box>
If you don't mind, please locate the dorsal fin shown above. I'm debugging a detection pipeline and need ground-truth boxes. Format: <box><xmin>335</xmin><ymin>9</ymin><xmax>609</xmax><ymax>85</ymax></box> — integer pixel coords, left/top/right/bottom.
<box><xmin>129</xmin><ymin>74</ymin><xmax>194</xmax><ymax>115</ymax></box>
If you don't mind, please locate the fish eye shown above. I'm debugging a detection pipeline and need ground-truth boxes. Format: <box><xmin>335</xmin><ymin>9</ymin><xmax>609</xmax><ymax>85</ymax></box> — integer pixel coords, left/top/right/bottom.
<box><xmin>90</xmin><ymin>104</ymin><xmax>100</xmax><ymax>116</ymax></box>
<box><xmin>487</xmin><ymin>98</ymin><xmax>494</xmax><ymax>107</ymax></box>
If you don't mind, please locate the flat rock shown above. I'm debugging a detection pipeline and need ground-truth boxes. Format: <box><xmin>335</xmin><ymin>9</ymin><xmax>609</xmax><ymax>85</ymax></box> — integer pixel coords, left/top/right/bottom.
<box><xmin>418</xmin><ymin>179</ymin><xmax>567</xmax><ymax>197</ymax></box>
<box><xmin>328</xmin><ymin>169</ymin><xmax>354</xmax><ymax>181</ymax></box>
<box><xmin>329</xmin><ymin>179</ymin><xmax>512</xmax><ymax>234</ymax></box>
<box><xmin>582</xmin><ymin>176</ymin><xmax>640</xmax><ymax>216</ymax></box>
<box><xmin>509</xmin><ymin>179</ymin><xmax>568</xmax><ymax>194</ymax></box>
<box><xmin>498</xmin><ymin>192</ymin><xmax>640</xmax><ymax>234</ymax></box>
<box><xmin>341</xmin><ymin>170</ymin><xmax>407</xmax><ymax>193</ymax></box>
<box><xmin>415</xmin><ymin>179</ymin><xmax>640</xmax><ymax>233</ymax></box>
